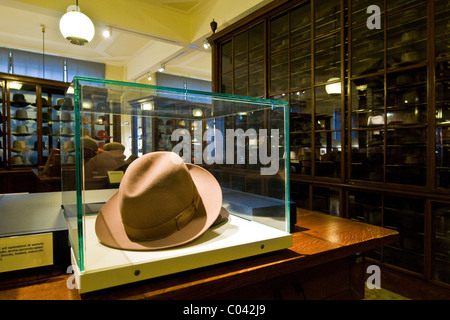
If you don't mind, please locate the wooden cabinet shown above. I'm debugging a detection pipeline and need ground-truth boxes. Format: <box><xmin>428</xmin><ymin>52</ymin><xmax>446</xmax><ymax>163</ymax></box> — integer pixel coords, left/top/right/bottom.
<box><xmin>0</xmin><ymin>73</ymin><xmax>69</xmax><ymax>193</ymax></box>
<box><xmin>0</xmin><ymin>73</ymin><xmax>69</xmax><ymax>170</ymax></box>
<box><xmin>209</xmin><ymin>0</ymin><xmax>450</xmax><ymax>289</ymax></box>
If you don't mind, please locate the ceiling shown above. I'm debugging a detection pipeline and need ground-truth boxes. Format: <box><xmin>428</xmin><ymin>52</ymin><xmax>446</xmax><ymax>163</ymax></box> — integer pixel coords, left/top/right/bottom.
<box><xmin>0</xmin><ymin>0</ymin><xmax>273</xmax><ymax>82</ymax></box>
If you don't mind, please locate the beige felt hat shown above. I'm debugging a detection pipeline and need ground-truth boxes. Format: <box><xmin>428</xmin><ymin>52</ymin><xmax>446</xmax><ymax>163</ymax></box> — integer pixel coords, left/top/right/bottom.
<box><xmin>95</xmin><ymin>151</ymin><xmax>223</xmax><ymax>250</ymax></box>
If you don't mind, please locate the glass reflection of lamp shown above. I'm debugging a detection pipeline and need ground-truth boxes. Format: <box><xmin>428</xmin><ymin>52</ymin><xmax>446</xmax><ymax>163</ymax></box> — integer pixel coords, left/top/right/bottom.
<box><xmin>325</xmin><ymin>7</ymin><xmax>341</xmax><ymax>96</ymax></box>
<box><xmin>192</xmin><ymin>108</ymin><xmax>203</xmax><ymax>117</ymax></box>
<box><xmin>325</xmin><ymin>77</ymin><xmax>341</xmax><ymax>95</ymax></box>
<box><xmin>59</xmin><ymin>2</ymin><xmax>95</xmax><ymax>45</ymax></box>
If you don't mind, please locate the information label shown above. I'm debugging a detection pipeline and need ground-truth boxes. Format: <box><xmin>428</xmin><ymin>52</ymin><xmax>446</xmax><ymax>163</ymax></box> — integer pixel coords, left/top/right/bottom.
<box><xmin>108</xmin><ymin>171</ymin><xmax>124</xmax><ymax>184</ymax></box>
<box><xmin>0</xmin><ymin>233</ymin><xmax>53</xmax><ymax>273</ymax></box>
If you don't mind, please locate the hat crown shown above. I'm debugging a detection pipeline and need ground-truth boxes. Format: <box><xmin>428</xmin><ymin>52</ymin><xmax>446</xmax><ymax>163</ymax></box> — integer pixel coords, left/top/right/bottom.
<box><xmin>119</xmin><ymin>152</ymin><xmax>198</xmax><ymax>240</ymax></box>
<box><xmin>13</xmin><ymin>140</ymin><xmax>26</xmax><ymax>148</ymax></box>
<box><xmin>15</xmin><ymin>109</ymin><xmax>28</xmax><ymax>118</ymax></box>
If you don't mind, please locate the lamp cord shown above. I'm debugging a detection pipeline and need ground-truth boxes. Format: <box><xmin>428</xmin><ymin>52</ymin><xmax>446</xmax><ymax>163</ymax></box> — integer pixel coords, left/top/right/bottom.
<box><xmin>41</xmin><ymin>24</ymin><xmax>45</xmax><ymax>78</ymax></box>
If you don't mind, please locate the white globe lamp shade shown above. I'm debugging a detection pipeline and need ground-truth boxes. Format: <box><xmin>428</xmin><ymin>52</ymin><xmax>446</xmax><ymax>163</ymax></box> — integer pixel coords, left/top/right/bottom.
<box><xmin>60</xmin><ymin>5</ymin><xmax>95</xmax><ymax>45</ymax></box>
<box><xmin>325</xmin><ymin>77</ymin><xmax>341</xmax><ymax>95</ymax></box>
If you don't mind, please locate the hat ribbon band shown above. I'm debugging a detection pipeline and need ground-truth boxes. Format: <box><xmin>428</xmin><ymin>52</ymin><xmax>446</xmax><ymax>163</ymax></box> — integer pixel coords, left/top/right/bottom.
<box><xmin>124</xmin><ymin>190</ymin><xmax>200</xmax><ymax>241</ymax></box>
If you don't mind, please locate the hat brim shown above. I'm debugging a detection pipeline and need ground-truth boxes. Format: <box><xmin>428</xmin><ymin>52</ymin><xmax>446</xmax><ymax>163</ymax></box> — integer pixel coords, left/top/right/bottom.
<box><xmin>95</xmin><ymin>163</ymin><xmax>222</xmax><ymax>250</ymax></box>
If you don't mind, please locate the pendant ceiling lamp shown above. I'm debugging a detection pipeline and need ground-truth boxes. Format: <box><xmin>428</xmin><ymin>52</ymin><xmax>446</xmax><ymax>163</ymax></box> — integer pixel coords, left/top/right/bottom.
<box><xmin>59</xmin><ymin>2</ymin><xmax>95</xmax><ymax>45</ymax></box>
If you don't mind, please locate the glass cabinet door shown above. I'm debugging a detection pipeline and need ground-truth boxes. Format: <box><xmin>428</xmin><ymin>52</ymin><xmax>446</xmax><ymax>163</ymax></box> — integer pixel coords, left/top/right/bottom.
<box><xmin>221</xmin><ymin>23</ymin><xmax>265</xmax><ymax>98</ymax></box>
<box><xmin>386</xmin><ymin>68</ymin><xmax>427</xmax><ymax>186</ymax></box>
<box><xmin>9</xmin><ymin>82</ymin><xmax>38</xmax><ymax>167</ymax></box>
<box><xmin>436</xmin><ymin>61</ymin><xmax>450</xmax><ymax>189</ymax></box>
<box><xmin>289</xmin><ymin>90</ymin><xmax>311</xmax><ymax>175</ymax></box>
<box><xmin>386</xmin><ymin>3</ymin><xmax>427</xmax><ymax>69</ymax></box>
<box><xmin>315</xmin><ymin>87</ymin><xmax>342</xmax><ymax>178</ymax></box>
<box><xmin>220</xmin><ymin>41</ymin><xmax>232</xmax><ymax>94</ymax></box>
<box><xmin>350</xmin><ymin>76</ymin><xmax>385</xmax><ymax>181</ymax></box>
<box><xmin>435</xmin><ymin>0</ymin><xmax>450</xmax><ymax>59</ymax></box>
<box><xmin>270</xmin><ymin>13</ymin><xmax>289</xmax><ymax>94</ymax></box>
<box><xmin>383</xmin><ymin>195</ymin><xmax>424</xmax><ymax>274</ymax></box>
<box><xmin>432</xmin><ymin>202</ymin><xmax>450</xmax><ymax>285</ymax></box>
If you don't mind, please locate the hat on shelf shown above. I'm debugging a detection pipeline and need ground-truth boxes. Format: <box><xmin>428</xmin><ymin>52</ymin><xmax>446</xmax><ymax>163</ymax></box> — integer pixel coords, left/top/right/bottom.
<box><xmin>42</xmin><ymin>126</ymin><xmax>53</xmax><ymax>136</ymax></box>
<box><xmin>12</xmin><ymin>155</ymin><xmax>24</xmax><ymax>166</ymax></box>
<box><xmin>397</xmin><ymin>30</ymin><xmax>421</xmax><ymax>45</ymax></box>
<box><xmin>401</xmin><ymin>50</ymin><xmax>420</xmax><ymax>64</ymax></box>
<box><xmin>60</xmin><ymin>112</ymin><xmax>72</xmax><ymax>122</ymax></box>
<box><xmin>61</xmin><ymin>98</ymin><xmax>74</xmax><ymax>111</ymax></box>
<box><xmin>32</xmin><ymin>97</ymin><xmax>50</xmax><ymax>107</ymax></box>
<box><xmin>14</xmin><ymin>109</ymin><xmax>29</xmax><ymax>120</ymax></box>
<box><xmin>95</xmin><ymin>130</ymin><xmax>112</xmax><ymax>140</ymax></box>
<box><xmin>12</xmin><ymin>140</ymin><xmax>30</xmax><ymax>152</ymax></box>
<box><xmin>95</xmin><ymin>151</ymin><xmax>225</xmax><ymax>250</ymax></box>
<box><xmin>14</xmin><ymin>125</ymin><xmax>30</xmax><ymax>135</ymax></box>
<box><xmin>11</xmin><ymin>93</ymin><xmax>29</xmax><ymax>107</ymax></box>
<box><xmin>54</xmin><ymin>98</ymin><xmax>63</xmax><ymax>110</ymax></box>
<box><xmin>33</xmin><ymin>141</ymin><xmax>46</xmax><ymax>150</ymax></box>
<box><xmin>42</xmin><ymin>112</ymin><xmax>52</xmax><ymax>122</ymax></box>
<box><xmin>62</xmin><ymin>140</ymin><xmax>75</xmax><ymax>152</ymax></box>
<box><xmin>61</xmin><ymin>126</ymin><xmax>73</xmax><ymax>136</ymax></box>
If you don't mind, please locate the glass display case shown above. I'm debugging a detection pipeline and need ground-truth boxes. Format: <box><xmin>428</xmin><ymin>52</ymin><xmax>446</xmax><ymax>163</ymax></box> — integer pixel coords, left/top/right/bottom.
<box><xmin>62</xmin><ymin>77</ymin><xmax>291</xmax><ymax>293</ymax></box>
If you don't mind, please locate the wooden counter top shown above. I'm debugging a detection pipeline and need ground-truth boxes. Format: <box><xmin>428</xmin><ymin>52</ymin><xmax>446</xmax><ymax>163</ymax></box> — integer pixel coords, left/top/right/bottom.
<box><xmin>0</xmin><ymin>209</ymin><xmax>398</xmax><ymax>300</ymax></box>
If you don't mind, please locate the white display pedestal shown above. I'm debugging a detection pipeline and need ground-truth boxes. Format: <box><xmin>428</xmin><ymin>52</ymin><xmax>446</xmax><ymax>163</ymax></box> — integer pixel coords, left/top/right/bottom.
<box><xmin>71</xmin><ymin>214</ymin><xmax>292</xmax><ymax>293</ymax></box>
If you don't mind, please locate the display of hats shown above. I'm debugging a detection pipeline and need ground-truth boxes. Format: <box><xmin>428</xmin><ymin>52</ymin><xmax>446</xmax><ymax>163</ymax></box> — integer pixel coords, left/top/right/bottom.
<box><xmin>14</xmin><ymin>125</ymin><xmax>30</xmax><ymax>135</ymax></box>
<box><xmin>32</xmin><ymin>97</ymin><xmax>50</xmax><ymax>107</ymax></box>
<box><xmin>95</xmin><ymin>130</ymin><xmax>112</xmax><ymax>140</ymax></box>
<box><xmin>53</xmin><ymin>98</ymin><xmax>63</xmax><ymax>110</ymax></box>
<box><xmin>60</xmin><ymin>112</ymin><xmax>72</xmax><ymax>122</ymax></box>
<box><xmin>95</xmin><ymin>151</ymin><xmax>225</xmax><ymax>250</ymax></box>
<box><xmin>12</xmin><ymin>140</ymin><xmax>30</xmax><ymax>152</ymax></box>
<box><xmin>42</xmin><ymin>126</ymin><xmax>53</xmax><ymax>135</ymax></box>
<box><xmin>397</xmin><ymin>30</ymin><xmax>421</xmax><ymax>45</ymax></box>
<box><xmin>401</xmin><ymin>51</ymin><xmax>420</xmax><ymax>64</ymax></box>
<box><xmin>12</xmin><ymin>155</ymin><xmax>24</xmax><ymax>166</ymax></box>
<box><xmin>60</xmin><ymin>126</ymin><xmax>73</xmax><ymax>136</ymax></box>
<box><xmin>61</xmin><ymin>98</ymin><xmax>74</xmax><ymax>110</ymax></box>
<box><xmin>33</xmin><ymin>141</ymin><xmax>46</xmax><ymax>150</ymax></box>
<box><xmin>42</xmin><ymin>112</ymin><xmax>51</xmax><ymax>122</ymax></box>
<box><xmin>11</xmin><ymin>93</ymin><xmax>29</xmax><ymax>107</ymax></box>
<box><xmin>62</xmin><ymin>141</ymin><xmax>75</xmax><ymax>152</ymax></box>
<box><xmin>14</xmin><ymin>109</ymin><xmax>29</xmax><ymax>120</ymax></box>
